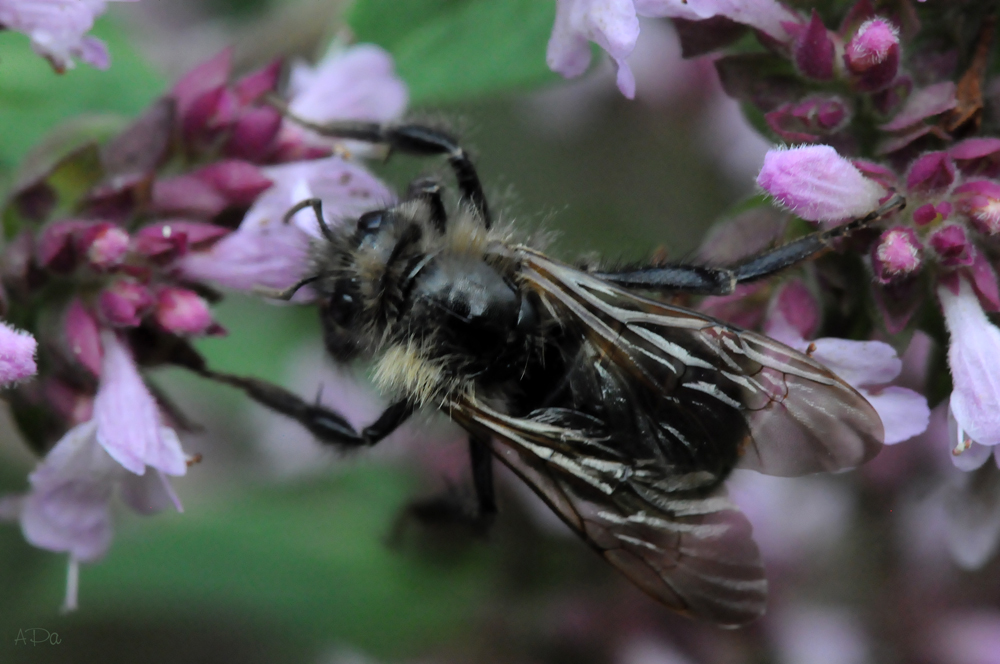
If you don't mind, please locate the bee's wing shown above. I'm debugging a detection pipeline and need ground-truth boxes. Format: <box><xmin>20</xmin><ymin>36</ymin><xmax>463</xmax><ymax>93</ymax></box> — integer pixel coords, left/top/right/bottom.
<box><xmin>450</xmin><ymin>398</ymin><xmax>767</xmax><ymax>626</ymax></box>
<box><xmin>517</xmin><ymin>249</ymin><xmax>884</xmax><ymax>476</ymax></box>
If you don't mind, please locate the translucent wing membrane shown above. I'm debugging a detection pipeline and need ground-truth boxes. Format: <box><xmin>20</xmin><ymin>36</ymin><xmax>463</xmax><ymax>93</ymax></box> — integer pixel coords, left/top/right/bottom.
<box><xmin>451</xmin><ymin>400</ymin><xmax>767</xmax><ymax>626</ymax></box>
<box><xmin>449</xmin><ymin>250</ymin><xmax>883</xmax><ymax>623</ymax></box>
<box><xmin>518</xmin><ymin>250</ymin><xmax>884</xmax><ymax>477</ymax></box>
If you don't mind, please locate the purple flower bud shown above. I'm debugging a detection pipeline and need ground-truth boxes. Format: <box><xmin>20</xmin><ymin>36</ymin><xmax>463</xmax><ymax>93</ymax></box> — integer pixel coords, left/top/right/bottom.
<box><xmin>154</xmin><ymin>288</ymin><xmax>216</xmax><ymax>336</ymax></box>
<box><xmin>794</xmin><ymin>11</ymin><xmax>836</xmax><ymax>80</ymax></box>
<box><xmin>195</xmin><ymin>160</ymin><xmax>273</xmax><ymax>207</ymax></box>
<box><xmin>0</xmin><ymin>320</ymin><xmax>37</xmax><ymax>385</ymax></box>
<box><xmin>954</xmin><ymin>180</ymin><xmax>1000</xmax><ymax>235</ymax></box>
<box><xmin>765</xmin><ymin>97</ymin><xmax>850</xmax><ymax>143</ymax></box>
<box><xmin>949</xmin><ymin>137</ymin><xmax>1000</xmax><ymax>178</ymax></box>
<box><xmin>225</xmin><ymin>107</ymin><xmax>283</xmax><ymax>162</ymax></box>
<box><xmin>78</xmin><ymin>224</ymin><xmax>129</xmax><ymax>271</ymax></box>
<box><xmin>171</xmin><ymin>48</ymin><xmax>232</xmax><ymax>126</ymax></box>
<box><xmin>151</xmin><ymin>175</ymin><xmax>229</xmax><ymax>218</ymax></box>
<box><xmin>929</xmin><ymin>225</ymin><xmax>974</xmax><ymax>267</ymax></box>
<box><xmin>64</xmin><ymin>300</ymin><xmax>103</xmax><ymax>377</ymax></box>
<box><xmin>906</xmin><ymin>151</ymin><xmax>956</xmax><ymax>195</ymax></box>
<box><xmin>872</xmin><ymin>227</ymin><xmax>923</xmax><ymax>283</ymax></box>
<box><xmin>913</xmin><ymin>201</ymin><xmax>952</xmax><ymax>226</ymax></box>
<box><xmin>98</xmin><ymin>280</ymin><xmax>154</xmax><ymax>328</ymax></box>
<box><xmin>769</xmin><ymin>279</ymin><xmax>821</xmax><ymax>340</ymax></box>
<box><xmin>36</xmin><ymin>220</ymin><xmax>89</xmax><ymax>273</ymax></box>
<box><xmin>757</xmin><ymin>145</ymin><xmax>886</xmax><ymax>222</ymax></box>
<box><xmin>233</xmin><ymin>59</ymin><xmax>282</xmax><ymax>105</ymax></box>
<box><xmin>133</xmin><ymin>221</ymin><xmax>230</xmax><ymax>260</ymax></box>
<box><xmin>844</xmin><ymin>18</ymin><xmax>899</xmax><ymax>91</ymax></box>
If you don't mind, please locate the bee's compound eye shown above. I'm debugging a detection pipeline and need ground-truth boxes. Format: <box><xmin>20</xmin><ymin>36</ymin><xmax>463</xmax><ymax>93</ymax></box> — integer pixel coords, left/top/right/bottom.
<box><xmin>356</xmin><ymin>211</ymin><xmax>385</xmax><ymax>236</ymax></box>
<box><xmin>329</xmin><ymin>288</ymin><xmax>359</xmax><ymax>326</ymax></box>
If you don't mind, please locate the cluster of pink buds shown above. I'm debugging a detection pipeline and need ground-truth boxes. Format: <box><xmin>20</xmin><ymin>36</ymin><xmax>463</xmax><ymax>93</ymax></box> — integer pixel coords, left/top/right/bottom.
<box><xmin>0</xmin><ymin>43</ymin><xmax>407</xmax><ymax>609</ymax></box>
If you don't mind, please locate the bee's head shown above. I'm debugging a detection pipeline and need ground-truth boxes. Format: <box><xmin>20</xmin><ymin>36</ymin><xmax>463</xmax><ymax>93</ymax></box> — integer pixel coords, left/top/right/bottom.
<box><xmin>317</xmin><ymin>207</ymin><xmax>419</xmax><ymax>360</ymax></box>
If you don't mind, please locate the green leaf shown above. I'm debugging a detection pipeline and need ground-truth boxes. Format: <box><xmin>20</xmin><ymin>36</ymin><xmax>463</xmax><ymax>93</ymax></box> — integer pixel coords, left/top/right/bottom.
<box><xmin>17</xmin><ymin>468</ymin><xmax>493</xmax><ymax>656</ymax></box>
<box><xmin>0</xmin><ymin>17</ymin><xmax>165</xmax><ymax>172</ymax></box>
<box><xmin>348</xmin><ymin>0</ymin><xmax>561</xmax><ymax>104</ymax></box>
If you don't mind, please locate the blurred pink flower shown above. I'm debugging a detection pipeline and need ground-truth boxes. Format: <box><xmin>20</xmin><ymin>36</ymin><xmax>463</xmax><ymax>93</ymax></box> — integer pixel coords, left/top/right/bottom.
<box><xmin>546</xmin><ymin>0</ymin><xmax>796</xmax><ymax>98</ymax></box>
<box><xmin>16</xmin><ymin>418</ymin><xmax>182</xmax><ymax>611</ymax></box>
<box><xmin>769</xmin><ymin>604</ymin><xmax>870</xmax><ymax>664</ymax></box>
<box><xmin>756</xmin><ymin>145</ymin><xmax>886</xmax><ymax>222</ymax></box>
<box><xmin>0</xmin><ymin>0</ymin><xmax>136</xmax><ymax>72</ymax></box>
<box><xmin>0</xmin><ymin>320</ymin><xmax>37</xmax><ymax>384</ymax></box>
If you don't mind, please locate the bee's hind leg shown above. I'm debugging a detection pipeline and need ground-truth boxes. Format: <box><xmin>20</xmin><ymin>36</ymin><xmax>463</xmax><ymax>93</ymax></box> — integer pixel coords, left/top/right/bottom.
<box><xmin>390</xmin><ymin>434</ymin><xmax>497</xmax><ymax>542</ymax></box>
<box><xmin>593</xmin><ymin>194</ymin><xmax>905</xmax><ymax>295</ymax></box>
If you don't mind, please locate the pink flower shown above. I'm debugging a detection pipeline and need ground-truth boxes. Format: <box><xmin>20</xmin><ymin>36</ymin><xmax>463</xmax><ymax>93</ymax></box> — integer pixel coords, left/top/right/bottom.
<box><xmin>0</xmin><ymin>0</ymin><xmax>137</xmax><ymax>72</ymax></box>
<box><xmin>93</xmin><ymin>331</ymin><xmax>187</xmax><ymax>476</ymax></box>
<box><xmin>287</xmin><ymin>44</ymin><xmax>408</xmax><ymax>125</ymax></box>
<box><xmin>0</xmin><ymin>320</ymin><xmax>37</xmax><ymax>385</ymax></box>
<box><xmin>872</xmin><ymin>227</ymin><xmax>923</xmax><ymax>283</ymax></box>
<box><xmin>844</xmin><ymin>18</ymin><xmax>900</xmax><ymax>91</ymax></box>
<box><xmin>16</xmin><ymin>418</ymin><xmax>182</xmax><ymax>610</ymax></box>
<box><xmin>153</xmin><ymin>288</ymin><xmax>216</xmax><ymax>336</ymax></box>
<box><xmin>756</xmin><ymin>145</ymin><xmax>886</xmax><ymax>222</ymax></box>
<box><xmin>953</xmin><ymin>180</ymin><xmax>1000</xmax><ymax>236</ymax></box>
<box><xmin>546</xmin><ymin>0</ymin><xmax>796</xmax><ymax>98</ymax></box>
<box><xmin>174</xmin><ymin>157</ymin><xmax>394</xmax><ymax>296</ymax></box>
<box><xmin>939</xmin><ymin>278</ymin><xmax>1000</xmax><ymax>454</ymax></box>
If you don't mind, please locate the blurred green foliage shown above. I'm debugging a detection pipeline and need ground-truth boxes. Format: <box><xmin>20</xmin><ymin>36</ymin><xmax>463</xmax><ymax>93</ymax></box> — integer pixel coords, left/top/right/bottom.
<box><xmin>348</xmin><ymin>0</ymin><xmax>561</xmax><ymax>104</ymax></box>
<box><xmin>0</xmin><ymin>18</ymin><xmax>164</xmax><ymax>172</ymax></box>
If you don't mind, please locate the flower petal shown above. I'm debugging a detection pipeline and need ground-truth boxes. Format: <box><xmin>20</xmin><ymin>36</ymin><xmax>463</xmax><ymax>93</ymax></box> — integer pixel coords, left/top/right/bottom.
<box><xmin>939</xmin><ymin>278</ymin><xmax>1000</xmax><ymax>447</ymax></box>
<box><xmin>93</xmin><ymin>331</ymin><xmax>187</xmax><ymax>476</ymax></box>
<box><xmin>20</xmin><ymin>421</ymin><xmax>117</xmax><ymax>562</ymax></box>
<box><xmin>864</xmin><ymin>386</ymin><xmax>930</xmax><ymax>445</ymax></box>
<box><xmin>809</xmin><ymin>338</ymin><xmax>903</xmax><ymax>387</ymax></box>
<box><xmin>756</xmin><ymin>145</ymin><xmax>886</xmax><ymax>222</ymax></box>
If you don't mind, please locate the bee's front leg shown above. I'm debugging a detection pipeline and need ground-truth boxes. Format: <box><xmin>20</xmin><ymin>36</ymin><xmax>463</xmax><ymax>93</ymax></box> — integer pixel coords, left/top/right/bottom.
<box><xmin>199</xmin><ymin>368</ymin><xmax>413</xmax><ymax>448</ymax></box>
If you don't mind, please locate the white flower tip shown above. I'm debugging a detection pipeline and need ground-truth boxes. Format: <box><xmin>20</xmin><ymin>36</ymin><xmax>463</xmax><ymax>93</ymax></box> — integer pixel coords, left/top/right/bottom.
<box><xmin>756</xmin><ymin>145</ymin><xmax>886</xmax><ymax>222</ymax></box>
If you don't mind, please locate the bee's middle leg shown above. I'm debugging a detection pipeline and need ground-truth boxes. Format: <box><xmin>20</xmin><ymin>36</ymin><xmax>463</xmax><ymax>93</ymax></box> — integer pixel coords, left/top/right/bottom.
<box><xmin>392</xmin><ymin>434</ymin><xmax>497</xmax><ymax>539</ymax></box>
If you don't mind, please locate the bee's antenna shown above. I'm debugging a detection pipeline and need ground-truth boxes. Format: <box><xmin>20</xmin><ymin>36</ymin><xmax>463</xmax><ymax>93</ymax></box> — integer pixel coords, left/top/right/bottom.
<box><xmin>284</xmin><ymin>197</ymin><xmax>337</xmax><ymax>243</ymax></box>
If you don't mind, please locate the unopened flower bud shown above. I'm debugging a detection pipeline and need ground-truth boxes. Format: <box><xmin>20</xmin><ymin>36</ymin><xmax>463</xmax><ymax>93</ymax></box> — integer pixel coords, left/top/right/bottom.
<box><xmin>794</xmin><ymin>10</ymin><xmax>835</xmax><ymax>80</ymax></box>
<box><xmin>954</xmin><ymin>180</ymin><xmax>1000</xmax><ymax>235</ymax></box>
<box><xmin>769</xmin><ymin>279</ymin><xmax>820</xmax><ymax>340</ymax></box>
<box><xmin>133</xmin><ymin>221</ymin><xmax>230</xmax><ymax>260</ymax></box>
<box><xmin>912</xmin><ymin>201</ymin><xmax>952</xmax><ymax>226</ymax></box>
<box><xmin>79</xmin><ymin>224</ymin><xmax>129</xmax><ymax>271</ymax></box>
<box><xmin>906</xmin><ymin>151</ymin><xmax>956</xmax><ymax>195</ymax></box>
<box><xmin>98</xmin><ymin>280</ymin><xmax>154</xmax><ymax>328</ymax></box>
<box><xmin>154</xmin><ymin>288</ymin><xmax>216</xmax><ymax>336</ymax></box>
<box><xmin>872</xmin><ymin>227</ymin><xmax>923</xmax><ymax>283</ymax></box>
<box><xmin>64</xmin><ymin>300</ymin><xmax>103</xmax><ymax>376</ymax></box>
<box><xmin>844</xmin><ymin>18</ymin><xmax>899</xmax><ymax>91</ymax></box>
<box><xmin>757</xmin><ymin>145</ymin><xmax>885</xmax><ymax>222</ymax></box>
<box><xmin>36</xmin><ymin>220</ymin><xmax>89</xmax><ymax>273</ymax></box>
<box><xmin>929</xmin><ymin>225</ymin><xmax>974</xmax><ymax>267</ymax></box>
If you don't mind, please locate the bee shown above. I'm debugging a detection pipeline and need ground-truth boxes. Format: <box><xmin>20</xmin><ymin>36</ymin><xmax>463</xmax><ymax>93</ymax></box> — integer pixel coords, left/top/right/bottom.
<box><xmin>198</xmin><ymin>116</ymin><xmax>902</xmax><ymax>626</ymax></box>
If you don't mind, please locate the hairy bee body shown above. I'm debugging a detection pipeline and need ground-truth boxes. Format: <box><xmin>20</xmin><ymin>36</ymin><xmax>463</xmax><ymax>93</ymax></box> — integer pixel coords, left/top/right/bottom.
<box><xmin>213</xmin><ymin>118</ymin><xmax>897</xmax><ymax>626</ymax></box>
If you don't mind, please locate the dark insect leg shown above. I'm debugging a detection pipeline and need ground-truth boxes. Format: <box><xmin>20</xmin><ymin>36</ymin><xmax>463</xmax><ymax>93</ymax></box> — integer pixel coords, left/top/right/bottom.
<box><xmin>406</xmin><ymin>176</ymin><xmax>448</xmax><ymax>234</ymax></box>
<box><xmin>283</xmin><ymin>197</ymin><xmax>336</xmax><ymax>241</ymax></box>
<box><xmin>595</xmin><ymin>194</ymin><xmax>905</xmax><ymax>295</ymax></box>
<box><xmin>266</xmin><ymin>97</ymin><xmax>490</xmax><ymax>226</ymax></box>
<box><xmin>198</xmin><ymin>367</ymin><xmax>413</xmax><ymax>448</ymax></box>
<box><xmin>391</xmin><ymin>434</ymin><xmax>498</xmax><ymax>539</ymax></box>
